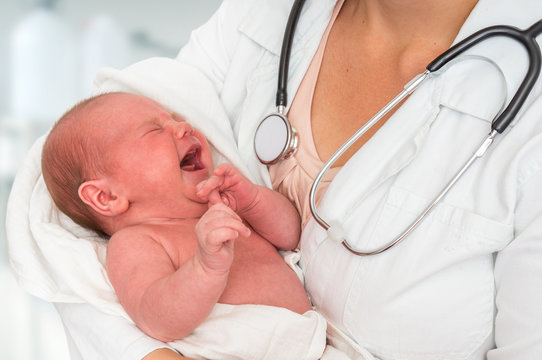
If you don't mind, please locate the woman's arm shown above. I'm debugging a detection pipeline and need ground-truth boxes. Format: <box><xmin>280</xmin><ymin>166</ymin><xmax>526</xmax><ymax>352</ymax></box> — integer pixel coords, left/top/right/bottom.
<box><xmin>57</xmin><ymin>302</ymin><xmax>193</xmax><ymax>360</ymax></box>
<box><xmin>490</xmin><ymin>164</ymin><xmax>542</xmax><ymax>359</ymax></box>
<box><xmin>55</xmin><ymin>302</ymin><xmax>178</xmax><ymax>360</ymax></box>
<box><xmin>175</xmin><ymin>0</ymin><xmax>243</xmax><ymax>93</ymax></box>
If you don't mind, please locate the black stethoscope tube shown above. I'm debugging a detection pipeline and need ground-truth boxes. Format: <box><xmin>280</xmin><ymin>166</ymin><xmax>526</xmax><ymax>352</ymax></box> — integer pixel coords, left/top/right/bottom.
<box><xmin>276</xmin><ymin>0</ymin><xmax>306</xmax><ymax>109</ymax></box>
<box><xmin>428</xmin><ymin>20</ymin><xmax>542</xmax><ymax>134</ymax></box>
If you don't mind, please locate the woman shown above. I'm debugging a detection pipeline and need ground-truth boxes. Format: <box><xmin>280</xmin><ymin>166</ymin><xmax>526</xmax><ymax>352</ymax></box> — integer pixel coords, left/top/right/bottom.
<box><xmin>52</xmin><ymin>0</ymin><xmax>542</xmax><ymax>358</ymax></box>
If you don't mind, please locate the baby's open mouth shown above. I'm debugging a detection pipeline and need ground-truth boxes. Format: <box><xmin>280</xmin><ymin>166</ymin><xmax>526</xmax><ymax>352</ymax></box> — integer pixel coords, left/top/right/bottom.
<box><xmin>180</xmin><ymin>147</ymin><xmax>204</xmax><ymax>171</ymax></box>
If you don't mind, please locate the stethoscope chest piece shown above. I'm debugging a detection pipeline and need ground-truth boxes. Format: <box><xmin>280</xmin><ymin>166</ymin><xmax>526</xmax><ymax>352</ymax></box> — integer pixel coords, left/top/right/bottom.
<box><xmin>254</xmin><ymin>112</ymin><xmax>298</xmax><ymax>164</ymax></box>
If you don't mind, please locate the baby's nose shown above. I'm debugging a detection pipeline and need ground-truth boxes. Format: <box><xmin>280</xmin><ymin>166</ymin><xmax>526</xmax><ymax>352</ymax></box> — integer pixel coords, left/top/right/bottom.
<box><xmin>168</xmin><ymin>120</ymin><xmax>193</xmax><ymax>139</ymax></box>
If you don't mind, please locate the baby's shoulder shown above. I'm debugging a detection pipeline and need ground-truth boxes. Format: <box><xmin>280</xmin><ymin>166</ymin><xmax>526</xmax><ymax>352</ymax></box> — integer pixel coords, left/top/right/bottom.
<box><xmin>111</xmin><ymin>222</ymin><xmax>154</xmax><ymax>239</ymax></box>
<box><xmin>108</xmin><ymin>220</ymin><xmax>202</xmax><ymax>271</ymax></box>
<box><xmin>110</xmin><ymin>220</ymin><xmax>196</xmax><ymax>253</ymax></box>
<box><xmin>107</xmin><ymin>224</ymin><xmax>159</xmax><ymax>254</ymax></box>
<box><xmin>112</xmin><ymin>221</ymin><xmax>190</xmax><ymax>241</ymax></box>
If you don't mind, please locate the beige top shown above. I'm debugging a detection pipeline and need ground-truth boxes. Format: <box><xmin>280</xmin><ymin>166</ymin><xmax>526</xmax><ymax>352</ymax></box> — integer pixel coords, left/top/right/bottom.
<box><xmin>269</xmin><ymin>0</ymin><xmax>344</xmax><ymax>227</ymax></box>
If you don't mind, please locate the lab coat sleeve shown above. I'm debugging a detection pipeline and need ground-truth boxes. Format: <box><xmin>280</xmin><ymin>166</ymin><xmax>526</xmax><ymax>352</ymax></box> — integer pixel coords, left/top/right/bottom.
<box><xmin>175</xmin><ymin>0</ymin><xmax>245</xmax><ymax>93</ymax></box>
<box><xmin>55</xmin><ymin>302</ymin><xmax>176</xmax><ymax>360</ymax></box>
<box><xmin>490</xmin><ymin>144</ymin><xmax>542</xmax><ymax>359</ymax></box>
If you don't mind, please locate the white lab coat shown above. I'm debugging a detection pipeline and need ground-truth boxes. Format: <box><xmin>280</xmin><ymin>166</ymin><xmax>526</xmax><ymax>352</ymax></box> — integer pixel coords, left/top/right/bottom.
<box><xmin>55</xmin><ymin>0</ymin><xmax>542</xmax><ymax>359</ymax></box>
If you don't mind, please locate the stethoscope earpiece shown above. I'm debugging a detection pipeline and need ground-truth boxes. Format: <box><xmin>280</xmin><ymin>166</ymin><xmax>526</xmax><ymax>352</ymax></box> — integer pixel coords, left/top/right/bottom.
<box><xmin>254</xmin><ymin>112</ymin><xmax>298</xmax><ymax>164</ymax></box>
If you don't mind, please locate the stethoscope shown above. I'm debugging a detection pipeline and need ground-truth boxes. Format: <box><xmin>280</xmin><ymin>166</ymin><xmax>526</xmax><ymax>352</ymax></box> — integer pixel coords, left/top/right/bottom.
<box><xmin>253</xmin><ymin>0</ymin><xmax>542</xmax><ymax>256</ymax></box>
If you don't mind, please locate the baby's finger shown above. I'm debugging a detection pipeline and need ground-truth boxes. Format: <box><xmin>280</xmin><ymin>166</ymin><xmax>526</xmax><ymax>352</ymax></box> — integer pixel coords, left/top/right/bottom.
<box><xmin>207</xmin><ymin>190</ymin><xmax>223</xmax><ymax>206</ymax></box>
<box><xmin>213</xmin><ymin>163</ymin><xmax>230</xmax><ymax>176</ymax></box>
<box><xmin>209</xmin><ymin>205</ymin><xmax>250</xmax><ymax>237</ymax></box>
<box><xmin>205</xmin><ymin>202</ymin><xmax>240</xmax><ymax>219</ymax></box>
<box><xmin>206</xmin><ymin>215</ymin><xmax>251</xmax><ymax>239</ymax></box>
<box><xmin>196</xmin><ymin>175</ymin><xmax>224</xmax><ymax>199</ymax></box>
<box><xmin>205</xmin><ymin>228</ymin><xmax>238</xmax><ymax>248</ymax></box>
<box><xmin>213</xmin><ymin>164</ymin><xmax>239</xmax><ymax>185</ymax></box>
<box><xmin>213</xmin><ymin>163</ymin><xmax>237</xmax><ymax>176</ymax></box>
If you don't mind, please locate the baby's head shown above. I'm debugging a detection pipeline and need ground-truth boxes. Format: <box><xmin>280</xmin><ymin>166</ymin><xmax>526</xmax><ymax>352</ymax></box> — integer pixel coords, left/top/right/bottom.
<box><xmin>42</xmin><ymin>92</ymin><xmax>214</xmax><ymax>236</ymax></box>
<box><xmin>42</xmin><ymin>93</ymin><xmax>112</xmax><ymax>234</ymax></box>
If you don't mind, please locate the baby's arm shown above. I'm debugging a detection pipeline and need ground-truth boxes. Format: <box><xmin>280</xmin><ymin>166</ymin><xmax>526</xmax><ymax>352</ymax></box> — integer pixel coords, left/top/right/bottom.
<box><xmin>197</xmin><ymin>163</ymin><xmax>301</xmax><ymax>250</ymax></box>
<box><xmin>106</xmin><ymin>203</ymin><xmax>250</xmax><ymax>342</ymax></box>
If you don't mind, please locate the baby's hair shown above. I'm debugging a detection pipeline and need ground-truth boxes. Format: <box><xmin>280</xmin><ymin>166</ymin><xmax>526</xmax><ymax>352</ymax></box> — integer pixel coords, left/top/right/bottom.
<box><xmin>42</xmin><ymin>93</ymin><xmax>117</xmax><ymax>236</ymax></box>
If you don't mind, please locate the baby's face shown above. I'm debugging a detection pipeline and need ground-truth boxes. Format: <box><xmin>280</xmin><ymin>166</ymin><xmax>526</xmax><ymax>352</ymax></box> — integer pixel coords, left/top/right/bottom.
<box><xmin>97</xmin><ymin>93</ymin><xmax>214</xmax><ymax>219</ymax></box>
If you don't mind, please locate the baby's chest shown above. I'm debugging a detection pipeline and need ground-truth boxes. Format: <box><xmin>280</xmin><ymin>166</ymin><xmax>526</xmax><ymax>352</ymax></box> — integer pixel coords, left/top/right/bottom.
<box><xmin>221</xmin><ymin>234</ymin><xmax>302</xmax><ymax>300</ymax></box>
<box><xmin>156</xmin><ymin>224</ymin><xmax>199</xmax><ymax>268</ymax></box>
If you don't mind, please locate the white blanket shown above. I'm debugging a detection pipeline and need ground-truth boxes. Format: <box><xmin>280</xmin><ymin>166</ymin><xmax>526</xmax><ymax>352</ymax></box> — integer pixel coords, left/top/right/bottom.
<box><xmin>174</xmin><ymin>304</ymin><xmax>327</xmax><ymax>360</ymax></box>
<box><xmin>177</xmin><ymin>304</ymin><xmax>374</xmax><ymax>360</ymax></box>
<box><xmin>6</xmin><ymin>57</ymin><xmax>371</xmax><ymax>360</ymax></box>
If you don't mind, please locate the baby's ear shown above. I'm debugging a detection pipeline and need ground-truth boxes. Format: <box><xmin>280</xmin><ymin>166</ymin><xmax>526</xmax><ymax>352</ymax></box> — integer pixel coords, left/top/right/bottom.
<box><xmin>78</xmin><ymin>179</ymin><xmax>129</xmax><ymax>217</ymax></box>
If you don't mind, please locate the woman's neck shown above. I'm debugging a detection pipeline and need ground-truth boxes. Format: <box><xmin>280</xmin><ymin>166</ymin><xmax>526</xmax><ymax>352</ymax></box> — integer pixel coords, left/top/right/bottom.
<box><xmin>344</xmin><ymin>0</ymin><xmax>479</xmax><ymax>51</ymax></box>
<box><xmin>334</xmin><ymin>0</ymin><xmax>479</xmax><ymax>78</ymax></box>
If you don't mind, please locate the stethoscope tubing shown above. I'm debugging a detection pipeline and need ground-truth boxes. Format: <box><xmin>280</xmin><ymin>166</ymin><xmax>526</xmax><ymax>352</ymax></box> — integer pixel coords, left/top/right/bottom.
<box><xmin>309</xmin><ymin>20</ymin><xmax>542</xmax><ymax>256</ymax></box>
<box><xmin>429</xmin><ymin>21</ymin><xmax>542</xmax><ymax>133</ymax></box>
<box><xmin>336</xmin><ymin>130</ymin><xmax>497</xmax><ymax>256</ymax></box>
<box><xmin>309</xmin><ymin>71</ymin><xmax>430</xmax><ymax>232</ymax></box>
<box><xmin>276</xmin><ymin>0</ymin><xmax>305</xmax><ymax>110</ymax></box>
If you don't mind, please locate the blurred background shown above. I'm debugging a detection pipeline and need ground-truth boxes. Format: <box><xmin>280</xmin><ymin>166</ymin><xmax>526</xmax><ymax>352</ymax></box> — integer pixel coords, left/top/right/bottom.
<box><xmin>0</xmin><ymin>0</ymin><xmax>222</xmax><ymax>358</ymax></box>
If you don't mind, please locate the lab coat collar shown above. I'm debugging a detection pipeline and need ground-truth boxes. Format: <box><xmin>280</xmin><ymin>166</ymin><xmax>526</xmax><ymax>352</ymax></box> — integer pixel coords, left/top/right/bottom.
<box><xmin>438</xmin><ymin>0</ymin><xmax>542</xmax><ymax>124</ymax></box>
<box><xmin>237</xmin><ymin>0</ymin><xmax>292</xmax><ymax>56</ymax></box>
<box><xmin>238</xmin><ymin>0</ymin><xmax>337</xmax><ymax>56</ymax></box>
<box><xmin>457</xmin><ymin>0</ymin><xmax>542</xmax><ymax>37</ymax></box>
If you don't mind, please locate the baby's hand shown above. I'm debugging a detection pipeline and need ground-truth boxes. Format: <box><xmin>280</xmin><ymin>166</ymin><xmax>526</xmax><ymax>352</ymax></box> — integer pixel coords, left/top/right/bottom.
<box><xmin>196</xmin><ymin>164</ymin><xmax>260</xmax><ymax>215</ymax></box>
<box><xmin>195</xmin><ymin>203</ymin><xmax>251</xmax><ymax>274</ymax></box>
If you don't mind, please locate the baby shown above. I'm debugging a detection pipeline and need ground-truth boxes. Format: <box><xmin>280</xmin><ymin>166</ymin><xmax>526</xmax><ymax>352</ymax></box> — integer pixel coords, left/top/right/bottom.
<box><xmin>41</xmin><ymin>92</ymin><xmax>324</xmax><ymax>356</ymax></box>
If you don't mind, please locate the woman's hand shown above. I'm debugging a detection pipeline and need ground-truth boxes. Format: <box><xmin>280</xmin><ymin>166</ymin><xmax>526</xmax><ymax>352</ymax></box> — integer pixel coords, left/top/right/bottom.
<box><xmin>142</xmin><ymin>348</ymin><xmax>195</xmax><ymax>360</ymax></box>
